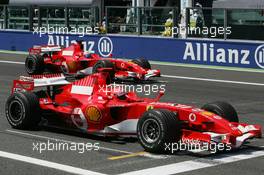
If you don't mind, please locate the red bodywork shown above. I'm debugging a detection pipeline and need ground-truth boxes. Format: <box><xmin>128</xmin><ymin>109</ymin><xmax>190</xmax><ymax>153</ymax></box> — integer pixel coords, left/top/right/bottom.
<box><xmin>12</xmin><ymin>73</ymin><xmax>262</xmax><ymax>149</ymax></box>
<box><xmin>29</xmin><ymin>44</ymin><xmax>160</xmax><ymax>80</ymax></box>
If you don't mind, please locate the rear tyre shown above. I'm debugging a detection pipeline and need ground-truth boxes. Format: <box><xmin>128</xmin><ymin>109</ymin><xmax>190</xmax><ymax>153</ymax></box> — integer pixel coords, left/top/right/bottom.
<box><xmin>132</xmin><ymin>58</ymin><xmax>151</xmax><ymax>69</ymax></box>
<box><xmin>201</xmin><ymin>101</ymin><xmax>239</xmax><ymax>122</ymax></box>
<box><xmin>5</xmin><ymin>92</ymin><xmax>41</xmax><ymax>129</ymax></box>
<box><xmin>92</xmin><ymin>60</ymin><xmax>115</xmax><ymax>84</ymax></box>
<box><xmin>25</xmin><ymin>54</ymin><xmax>44</xmax><ymax>75</ymax></box>
<box><xmin>137</xmin><ymin>109</ymin><xmax>182</xmax><ymax>153</ymax></box>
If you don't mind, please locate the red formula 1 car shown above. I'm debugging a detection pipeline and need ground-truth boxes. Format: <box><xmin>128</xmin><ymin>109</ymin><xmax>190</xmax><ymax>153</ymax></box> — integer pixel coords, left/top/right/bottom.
<box><xmin>5</xmin><ymin>73</ymin><xmax>262</xmax><ymax>153</ymax></box>
<box><xmin>25</xmin><ymin>41</ymin><xmax>160</xmax><ymax>81</ymax></box>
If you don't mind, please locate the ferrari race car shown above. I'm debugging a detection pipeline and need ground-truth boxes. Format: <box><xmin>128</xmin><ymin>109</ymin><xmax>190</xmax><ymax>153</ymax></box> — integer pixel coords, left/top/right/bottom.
<box><xmin>5</xmin><ymin>72</ymin><xmax>262</xmax><ymax>153</ymax></box>
<box><xmin>25</xmin><ymin>41</ymin><xmax>160</xmax><ymax>81</ymax></box>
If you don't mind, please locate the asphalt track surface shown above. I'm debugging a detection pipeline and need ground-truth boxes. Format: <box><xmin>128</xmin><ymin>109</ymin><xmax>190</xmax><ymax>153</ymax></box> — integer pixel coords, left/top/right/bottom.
<box><xmin>0</xmin><ymin>53</ymin><xmax>264</xmax><ymax>175</ymax></box>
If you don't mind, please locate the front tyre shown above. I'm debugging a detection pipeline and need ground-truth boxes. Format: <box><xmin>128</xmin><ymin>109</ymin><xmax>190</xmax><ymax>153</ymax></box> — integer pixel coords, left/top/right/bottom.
<box><xmin>137</xmin><ymin>109</ymin><xmax>182</xmax><ymax>153</ymax></box>
<box><xmin>25</xmin><ymin>54</ymin><xmax>44</xmax><ymax>75</ymax></box>
<box><xmin>132</xmin><ymin>58</ymin><xmax>151</xmax><ymax>69</ymax></box>
<box><xmin>202</xmin><ymin>101</ymin><xmax>239</xmax><ymax>122</ymax></box>
<box><xmin>5</xmin><ymin>92</ymin><xmax>41</xmax><ymax>129</ymax></box>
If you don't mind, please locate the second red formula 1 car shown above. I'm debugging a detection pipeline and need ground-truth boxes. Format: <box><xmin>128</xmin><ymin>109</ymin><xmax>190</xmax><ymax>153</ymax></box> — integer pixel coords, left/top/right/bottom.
<box><xmin>25</xmin><ymin>41</ymin><xmax>160</xmax><ymax>81</ymax></box>
<box><xmin>5</xmin><ymin>72</ymin><xmax>262</xmax><ymax>153</ymax></box>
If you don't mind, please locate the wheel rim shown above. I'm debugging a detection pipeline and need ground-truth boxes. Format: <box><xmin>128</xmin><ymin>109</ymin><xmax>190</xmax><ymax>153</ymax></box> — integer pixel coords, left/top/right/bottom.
<box><xmin>9</xmin><ymin>100</ymin><xmax>23</xmax><ymax>122</ymax></box>
<box><xmin>142</xmin><ymin>118</ymin><xmax>160</xmax><ymax>143</ymax></box>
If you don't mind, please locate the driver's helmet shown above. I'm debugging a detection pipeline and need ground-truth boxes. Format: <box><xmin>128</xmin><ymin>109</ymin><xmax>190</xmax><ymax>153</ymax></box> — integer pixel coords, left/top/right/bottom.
<box><xmin>84</xmin><ymin>52</ymin><xmax>92</xmax><ymax>58</ymax></box>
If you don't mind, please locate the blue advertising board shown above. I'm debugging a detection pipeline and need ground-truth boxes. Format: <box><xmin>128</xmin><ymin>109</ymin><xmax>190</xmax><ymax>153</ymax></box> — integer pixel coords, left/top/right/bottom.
<box><xmin>0</xmin><ymin>30</ymin><xmax>264</xmax><ymax>69</ymax></box>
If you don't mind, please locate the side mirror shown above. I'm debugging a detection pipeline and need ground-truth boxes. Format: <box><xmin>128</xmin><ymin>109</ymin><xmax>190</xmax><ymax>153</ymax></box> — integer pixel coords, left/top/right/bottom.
<box><xmin>155</xmin><ymin>90</ymin><xmax>165</xmax><ymax>101</ymax></box>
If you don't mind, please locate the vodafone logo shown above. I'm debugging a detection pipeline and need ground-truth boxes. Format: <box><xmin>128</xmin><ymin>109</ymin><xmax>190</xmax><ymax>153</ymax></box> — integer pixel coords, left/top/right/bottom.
<box><xmin>189</xmin><ymin>113</ymin><xmax>196</xmax><ymax>122</ymax></box>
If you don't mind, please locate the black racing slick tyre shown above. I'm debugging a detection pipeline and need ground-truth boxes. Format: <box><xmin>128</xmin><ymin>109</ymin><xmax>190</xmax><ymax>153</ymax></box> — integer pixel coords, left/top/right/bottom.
<box><xmin>5</xmin><ymin>92</ymin><xmax>41</xmax><ymax>129</ymax></box>
<box><xmin>25</xmin><ymin>54</ymin><xmax>44</xmax><ymax>75</ymax></box>
<box><xmin>137</xmin><ymin>109</ymin><xmax>182</xmax><ymax>153</ymax></box>
<box><xmin>201</xmin><ymin>101</ymin><xmax>239</xmax><ymax>122</ymax></box>
<box><xmin>132</xmin><ymin>58</ymin><xmax>151</xmax><ymax>69</ymax></box>
<box><xmin>92</xmin><ymin>60</ymin><xmax>115</xmax><ymax>84</ymax></box>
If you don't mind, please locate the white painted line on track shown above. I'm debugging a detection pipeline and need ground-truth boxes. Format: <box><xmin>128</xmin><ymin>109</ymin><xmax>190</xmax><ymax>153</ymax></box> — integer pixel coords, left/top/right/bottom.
<box><xmin>0</xmin><ymin>50</ymin><xmax>27</xmax><ymax>55</ymax></box>
<box><xmin>0</xmin><ymin>59</ymin><xmax>263</xmax><ymax>87</ymax></box>
<box><xmin>120</xmin><ymin>147</ymin><xmax>264</xmax><ymax>175</ymax></box>
<box><xmin>163</xmin><ymin>75</ymin><xmax>264</xmax><ymax>86</ymax></box>
<box><xmin>5</xmin><ymin>129</ymin><xmax>167</xmax><ymax>159</ymax></box>
<box><xmin>0</xmin><ymin>59</ymin><xmax>264</xmax><ymax>86</ymax></box>
<box><xmin>0</xmin><ymin>60</ymin><xmax>24</xmax><ymax>64</ymax></box>
<box><xmin>0</xmin><ymin>150</ymin><xmax>105</xmax><ymax>175</ymax></box>
<box><xmin>0</xmin><ymin>49</ymin><xmax>263</xmax><ymax>73</ymax></box>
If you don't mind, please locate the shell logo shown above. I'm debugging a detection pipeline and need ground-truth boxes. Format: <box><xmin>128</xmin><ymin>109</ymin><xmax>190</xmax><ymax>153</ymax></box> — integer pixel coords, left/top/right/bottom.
<box><xmin>86</xmin><ymin>106</ymin><xmax>102</xmax><ymax>123</ymax></box>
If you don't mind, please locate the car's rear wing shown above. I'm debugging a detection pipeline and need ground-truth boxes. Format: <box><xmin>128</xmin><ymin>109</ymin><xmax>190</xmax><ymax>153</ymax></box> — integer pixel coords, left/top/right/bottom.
<box><xmin>12</xmin><ymin>72</ymin><xmax>111</xmax><ymax>95</ymax></box>
<box><xmin>12</xmin><ymin>74</ymin><xmax>70</xmax><ymax>93</ymax></box>
<box><xmin>29</xmin><ymin>45</ymin><xmax>62</xmax><ymax>55</ymax></box>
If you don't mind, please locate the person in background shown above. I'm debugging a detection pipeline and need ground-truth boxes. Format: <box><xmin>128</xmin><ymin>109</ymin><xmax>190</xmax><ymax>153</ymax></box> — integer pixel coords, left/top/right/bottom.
<box><xmin>98</xmin><ymin>16</ymin><xmax>107</xmax><ymax>34</ymax></box>
<box><xmin>189</xmin><ymin>3</ymin><xmax>205</xmax><ymax>37</ymax></box>
<box><xmin>162</xmin><ymin>11</ymin><xmax>173</xmax><ymax>37</ymax></box>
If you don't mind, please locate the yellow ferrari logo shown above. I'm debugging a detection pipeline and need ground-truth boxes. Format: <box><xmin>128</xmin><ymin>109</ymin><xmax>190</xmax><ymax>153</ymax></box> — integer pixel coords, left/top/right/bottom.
<box><xmin>200</xmin><ymin>111</ymin><xmax>214</xmax><ymax>116</ymax></box>
<box><xmin>146</xmin><ymin>105</ymin><xmax>154</xmax><ymax>111</ymax></box>
<box><xmin>86</xmin><ymin>106</ymin><xmax>102</xmax><ymax>122</ymax></box>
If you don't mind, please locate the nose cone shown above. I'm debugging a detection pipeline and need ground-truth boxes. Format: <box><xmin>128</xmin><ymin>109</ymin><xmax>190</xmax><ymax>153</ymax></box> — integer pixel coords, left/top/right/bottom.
<box><xmin>229</xmin><ymin>125</ymin><xmax>243</xmax><ymax>136</ymax></box>
<box><xmin>204</xmin><ymin>114</ymin><xmax>243</xmax><ymax>136</ymax></box>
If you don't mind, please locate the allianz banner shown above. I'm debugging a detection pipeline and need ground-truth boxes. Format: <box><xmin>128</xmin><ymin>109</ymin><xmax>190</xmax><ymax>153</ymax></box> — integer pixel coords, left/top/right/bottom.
<box><xmin>0</xmin><ymin>30</ymin><xmax>264</xmax><ymax>69</ymax></box>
